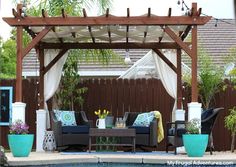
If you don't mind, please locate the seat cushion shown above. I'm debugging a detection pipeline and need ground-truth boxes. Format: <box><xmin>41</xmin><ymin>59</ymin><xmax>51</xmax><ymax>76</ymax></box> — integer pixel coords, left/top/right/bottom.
<box><xmin>168</xmin><ymin>128</ymin><xmax>186</xmax><ymax>137</ymax></box>
<box><xmin>132</xmin><ymin>112</ymin><xmax>154</xmax><ymax>127</ymax></box>
<box><xmin>129</xmin><ymin>126</ymin><xmax>150</xmax><ymax>134</ymax></box>
<box><xmin>62</xmin><ymin>125</ymin><xmax>89</xmax><ymax>134</ymax></box>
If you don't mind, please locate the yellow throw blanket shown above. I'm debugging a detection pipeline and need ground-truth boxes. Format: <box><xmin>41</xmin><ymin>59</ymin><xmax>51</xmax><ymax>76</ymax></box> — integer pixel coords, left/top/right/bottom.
<box><xmin>153</xmin><ymin>111</ymin><xmax>164</xmax><ymax>143</ymax></box>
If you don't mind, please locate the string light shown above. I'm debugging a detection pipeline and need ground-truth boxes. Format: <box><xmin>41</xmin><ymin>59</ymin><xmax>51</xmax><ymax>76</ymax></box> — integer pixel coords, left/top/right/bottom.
<box><xmin>177</xmin><ymin>0</ymin><xmax>236</xmax><ymax>26</ymax></box>
<box><xmin>124</xmin><ymin>49</ymin><xmax>132</xmax><ymax>64</ymax></box>
<box><xmin>20</xmin><ymin>0</ymin><xmax>27</xmax><ymax>17</ymax></box>
<box><xmin>177</xmin><ymin>0</ymin><xmax>180</xmax><ymax>5</ymax></box>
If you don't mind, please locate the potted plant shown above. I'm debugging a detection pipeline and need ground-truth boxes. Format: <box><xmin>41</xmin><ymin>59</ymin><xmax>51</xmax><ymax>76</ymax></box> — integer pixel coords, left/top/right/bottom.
<box><xmin>225</xmin><ymin>106</ymin><xmax>236</xmax><ymax>152</ymax></box>
<box><xmin>183</xmin><ymin>118</ymin><xmax>208</xmax><ymax>157</ymax></box>
<box><xmin>8</xmin><ymin>120</ymin><xmax>34</xmax><ymax>157</ymax></box>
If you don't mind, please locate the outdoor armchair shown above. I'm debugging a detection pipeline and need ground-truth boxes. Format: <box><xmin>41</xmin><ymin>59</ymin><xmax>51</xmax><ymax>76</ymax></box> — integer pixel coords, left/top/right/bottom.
<box><xmin>166</xmin><ymin>107</ymin><xmax>224</xmax><ymax>155</ymax></box>
<box><xmin>51</xmin><ymin>110</ymin><xmax>93</xmax><ymax>151</ymax></box>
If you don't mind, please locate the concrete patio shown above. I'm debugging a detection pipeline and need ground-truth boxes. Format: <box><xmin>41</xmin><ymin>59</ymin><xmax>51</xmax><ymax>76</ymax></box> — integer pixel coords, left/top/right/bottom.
<box><xmin>6</xmin><ymin>151</ymin><xmax>236</xmax><ymax>166</ymax></box>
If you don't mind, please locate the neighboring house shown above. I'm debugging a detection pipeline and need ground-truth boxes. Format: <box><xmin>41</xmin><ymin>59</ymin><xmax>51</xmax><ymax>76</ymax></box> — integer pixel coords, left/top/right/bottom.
<box><xmin>22</xmin><ymin>18</ymin><xmax>236</xmax><ymax>78</ymax></box>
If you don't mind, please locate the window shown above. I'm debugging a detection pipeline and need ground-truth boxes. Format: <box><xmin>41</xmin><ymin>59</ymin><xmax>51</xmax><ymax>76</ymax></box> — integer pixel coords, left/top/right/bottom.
<box><xmin>0</xmin><ymin>87</ymin><xmax>13</xmax><ymax>126</ymax></box>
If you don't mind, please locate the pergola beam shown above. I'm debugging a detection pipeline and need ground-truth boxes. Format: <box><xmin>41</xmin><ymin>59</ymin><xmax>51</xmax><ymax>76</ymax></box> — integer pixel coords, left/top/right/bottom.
<box><xmin>22</xmin><ymin>26</ymin><xmax>52</xmax><ymax>58</ymax></box>
<box><xmin>3</xmin><ymin>15</ymin><xmax>211</xmax><ymax>26</ymax></box>
<box><xmin>24</xmin><ymin>26</ymin><xmax>36</xmax><ymax>38</ymax></box>
<box><xmin>153</xmin><ymin>48</ymin><xmax>177</xmax><ymax>73</ymax></box>
<box><xmin>43</xmin><ymin>49</ymin><xmax>68</xmax><ymax>75</ymax></box>
<box><xmin>39</xmin><ymin>42</ymin><xmax>191</xmax><ymax>49</ymax></box>
<box><xmin>164</xmin><ymin>26</ymin><xmax>192</xmax><ymax>58</ymax></box>
<box><xmin>181</xmin><ymin>25</ymin><xmax>191</xmax><ymax>40</ymax></box>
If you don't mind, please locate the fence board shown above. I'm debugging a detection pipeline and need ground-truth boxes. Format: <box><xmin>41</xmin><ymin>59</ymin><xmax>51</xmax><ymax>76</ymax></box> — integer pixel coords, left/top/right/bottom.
<box><xmin>111</xmin><ymin>79</ymin><xmax>118</xmax><ymax>117</ymax></box>
<box><xmin>146</xmin><ymin>79</ymin><xmax>153</xmax><ymax>111</ymax></box>
<box><xmin>129</xmin><ymin>79</ymin><xmax>136</xmax><ymax>113</ymax></box>
<box><xmin>106</xmin><ymin>79</ymin><xmax>112</xmax><ymax>112</ymax></box>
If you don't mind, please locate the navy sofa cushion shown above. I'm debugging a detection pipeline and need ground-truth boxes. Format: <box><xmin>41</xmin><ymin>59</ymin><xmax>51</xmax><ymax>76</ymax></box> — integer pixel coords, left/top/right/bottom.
<box><xmin>129</xmin><ymin>126</ymin><xmax>150</xmax><ymax>134</ymax></box>
<box><xmin>201</xmin><ymin>108</ymin><xmax>213</xmax><ymax>120</ymax></box>
<box><xmin>62</xmin><ymin>125</ymin><xmax>89</xmax><ymax>134</ymax></box>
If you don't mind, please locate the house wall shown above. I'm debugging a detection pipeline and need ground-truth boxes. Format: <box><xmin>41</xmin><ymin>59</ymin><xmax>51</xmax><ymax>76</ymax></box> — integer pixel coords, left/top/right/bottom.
<box><xmin>0</xmin><ymin>78</ymin><xmax>233</xmax><ymax>151</ymax></box>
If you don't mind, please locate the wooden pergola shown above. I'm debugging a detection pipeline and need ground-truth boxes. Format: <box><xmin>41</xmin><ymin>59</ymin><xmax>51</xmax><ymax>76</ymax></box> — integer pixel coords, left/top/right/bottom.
<box><xmin>3</xmin><ymin>3</ymin><xmax>211</xmax><ymax>111</ymax></box>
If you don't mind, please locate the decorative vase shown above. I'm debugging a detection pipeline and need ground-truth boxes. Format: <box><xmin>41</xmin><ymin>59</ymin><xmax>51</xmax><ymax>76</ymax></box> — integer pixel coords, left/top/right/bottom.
<box><xmin>8</xmin><ymin>134</ymin><xmax>34</xmax><ymax>157</ymax></box>
<box><xmin>43</xmin><ymin>131</ymin><xmax>56</xmax><ymax>152</ymax></box>
<box><xmin>96</xmin><ymin>118</ymin><xmax>106</xmax><ymax>129</ymax></box>
<box><xmin>183</xmin><ymin>134</ymin><xmax>208</xmax><ymax>157</ymax></box>
<box><xmin>105</xmin><ymin>116</ymin><xmax>114</xmax><ymax>128</ymax></box>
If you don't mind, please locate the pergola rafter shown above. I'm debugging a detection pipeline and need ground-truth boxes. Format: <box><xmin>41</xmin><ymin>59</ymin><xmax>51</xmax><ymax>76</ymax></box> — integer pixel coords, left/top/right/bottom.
<box><xmin>3</xmin><ymin>15</ymin><xmax>210</xmax><ymax>26</ymax></box>
<box><xmin>3</xmin><ymin>3</ymin><xmax>211</xmax><ymax>109</ymax></box>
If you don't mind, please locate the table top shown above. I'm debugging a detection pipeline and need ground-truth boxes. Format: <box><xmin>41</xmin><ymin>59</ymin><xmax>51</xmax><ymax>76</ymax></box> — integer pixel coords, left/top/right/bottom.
<box><xmin>89</xmin><ymin>128</ymin><xmax>136</xmax><ymax>137</ymax></box>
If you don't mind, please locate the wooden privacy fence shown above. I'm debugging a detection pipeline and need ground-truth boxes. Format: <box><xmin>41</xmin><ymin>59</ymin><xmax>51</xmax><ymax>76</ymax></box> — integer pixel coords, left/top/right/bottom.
<box><xmin>0</xmin><ymin>78</ymin><xmax>235</xmax><ymax>151</ymax></box>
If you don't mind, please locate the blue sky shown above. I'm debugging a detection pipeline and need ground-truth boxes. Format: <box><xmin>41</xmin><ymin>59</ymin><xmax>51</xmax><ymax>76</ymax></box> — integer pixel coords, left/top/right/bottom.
<box><xmin>0</xmin><ymin>0</ymin><xmax>234</xmax><ymax>41</ymax></box>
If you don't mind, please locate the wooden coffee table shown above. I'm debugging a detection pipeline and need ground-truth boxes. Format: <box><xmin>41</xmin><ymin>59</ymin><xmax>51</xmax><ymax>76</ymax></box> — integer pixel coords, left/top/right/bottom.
<box><xmin>89</xmin><ymin>128</ymin><xmax>136</xmax><ymax>153</ymax></box>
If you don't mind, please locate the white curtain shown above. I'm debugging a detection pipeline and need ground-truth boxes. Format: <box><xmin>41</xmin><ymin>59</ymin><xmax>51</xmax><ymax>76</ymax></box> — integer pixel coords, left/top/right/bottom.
<box><xmin>44</xmin><ymin>49</ymin><xmax>68</xmax><ymax>128</ymax></box>
<box><xmin>152</xmin><ymin>50</ymin><xmax>177</xmax><ymax>115</ymax></box>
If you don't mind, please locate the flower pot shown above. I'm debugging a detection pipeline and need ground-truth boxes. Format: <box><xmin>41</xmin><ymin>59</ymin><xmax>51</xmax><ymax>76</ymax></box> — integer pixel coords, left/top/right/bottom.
<box><xmin>96</xmin><ymin>118</ymin><xmax>106</xmax><ymax>129</ymax></box>
<box><xmin>8</xmin><ymin>134</ymin><xmax>34</xmax><ymax>157</ymax></box>
<box><xmin>183</xmin><ymin>134</ymin><xmax>208</xmax><ymax>157</ymax></box>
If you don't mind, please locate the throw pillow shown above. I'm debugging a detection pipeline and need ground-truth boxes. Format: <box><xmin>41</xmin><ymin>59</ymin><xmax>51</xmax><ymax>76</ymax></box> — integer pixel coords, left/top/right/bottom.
<box><xmin>53</xmin><ymin>110</ymin><xmax>77</xmax><ymax>126</ymax></box>
<box><xmin>132</xmin><ymin>112</ymin><xmax>155</xmax><ymax>127</ymax></box>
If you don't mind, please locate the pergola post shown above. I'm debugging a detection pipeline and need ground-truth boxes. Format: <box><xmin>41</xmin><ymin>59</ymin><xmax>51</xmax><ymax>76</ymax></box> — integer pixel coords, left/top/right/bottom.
<box><xmin>188</xmin><ymin>3</ymin><xmax>202</xmax><ymax>122</ymax></box>
<box><xmin>39</xmin><ymin>49</ymin><xmax>45</xmax><ymax>109</ymax></box>
<box><xmin>174</xmin><ymin>48</ymin><xmax>185</xmax><ymax>121</ymax></box>
<box><xmin>15</xmin><ymin>5</ymin><xmax>23</xmax><ymax>102</ymax></box>
<box><xmin>12</xmin><ymin>4</ymin><xmax>26</xmax><ymax>123</ymax></box>
<box><xmin>36</xmin><ymin>48</ymin><xmax>47</xmax><ymax>152</ymax></box>
<box><xmin>177</xmin><ymin>49</ymin><xmax>182</xmax><ymax>109</ymax></box>
<box><xmin>191</xmin><ymin>27</ymin><xmax>198</xmax><ymax>102</ymax></box>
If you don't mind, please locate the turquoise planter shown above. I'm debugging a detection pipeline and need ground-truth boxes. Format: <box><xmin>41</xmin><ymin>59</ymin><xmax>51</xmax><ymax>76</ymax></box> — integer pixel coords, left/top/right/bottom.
<box><xmin>183</xmin><ymin>134</ymin><xmax>208</xmax><ymax>157</ymax></box>
<box><xmin>8</xmin><ymin>134</ymin><xmax>34</xmax><ymax>157</ymax></box>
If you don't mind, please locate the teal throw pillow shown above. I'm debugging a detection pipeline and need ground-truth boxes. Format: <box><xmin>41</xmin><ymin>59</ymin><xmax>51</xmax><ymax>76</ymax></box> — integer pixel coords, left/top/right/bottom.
<box><xmin>132</xmin><ymin>112</ymin><xmax>155</xmax><ymax>127</ymax></box>
<box><xmin>53</xmin><ymin>110</ymin><xmax>77</xmax><ymax>126</ymax></box>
